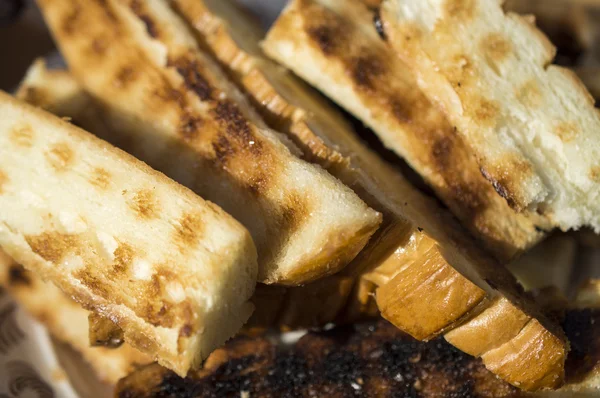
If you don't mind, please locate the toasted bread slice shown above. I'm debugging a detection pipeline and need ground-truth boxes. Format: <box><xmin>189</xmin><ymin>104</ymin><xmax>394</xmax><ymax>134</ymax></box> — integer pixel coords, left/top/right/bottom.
<box><xmin>263</xmin><ymin>0</ymin><xmax>545</xmax><ymax>262</ymax></box>
<box><xmin>380</xmin><ymin>0</ymin><xmax>600</xmax><ymax>232</ymax></box>
<box><xmin>0</xmin><ymin>91</ymin><xmax>258</xmax><ymax>375</ymax></box>
<box><xmin>0</xmin><ymin>254</ymin><xmax>152</xmax><ymax>384</ymax></box>
<box><xmin>37</xmin><ymin>0</ymin><xmax>381</xmax><ymax>285</ymax></box>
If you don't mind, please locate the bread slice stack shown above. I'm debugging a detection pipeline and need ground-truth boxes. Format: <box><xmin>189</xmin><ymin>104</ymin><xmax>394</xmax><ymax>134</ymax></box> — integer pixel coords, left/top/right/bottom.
<box><xmin>0</xmin><ymin>91</ymin><xmax>258</xmax><ymax>376</ymax></box>
<box><xmin>37</xmin><ymin>0</ymin><xmax>381</xmax><ymax>286</ymax></box>
<box><xmin>160</xmin><ymin>0</ymin><xmax>566</xmax><ymax>390</ymax></box>
<box><xmin>263</xmin><ymin>0</ymin><xmax>546</xmax><ymax>262</ymax></box>
<box><xmin>380</xmin><ymin>0</ymin><xmax>600</xmax><ymax>234</ymax></box>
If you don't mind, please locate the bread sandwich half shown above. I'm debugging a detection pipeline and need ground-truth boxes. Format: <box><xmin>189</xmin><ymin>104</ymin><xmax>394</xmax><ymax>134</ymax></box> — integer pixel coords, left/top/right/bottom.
<box><xmin>0</xmin><ymin>91</ymin><xmax>258</xmax><ymax>376</ymax></box>
<box><xmin>262</xmin><ymin>0</ymin><xmax>546</xmax><ymax>262</ymax></box>
<box><xmin>379</xmin><ymin>0</ymin><xmax>600</xmax><ymax>234</ymax></box>
<box><xmin>36</xmin><ymin>0</ymin><xmax>381</xmax><ymax>286</ymax></box>
<box><xmin>164</xmin><ymin>0</ymin><xmax>567</xmax><ymax>390</ymax></box>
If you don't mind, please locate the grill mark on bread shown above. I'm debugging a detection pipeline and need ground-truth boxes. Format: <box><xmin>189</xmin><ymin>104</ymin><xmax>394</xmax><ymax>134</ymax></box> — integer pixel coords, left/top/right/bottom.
<box><xmin>444</xmin><ymin>0</ymin><xmax>476</xmax><ymax>19</ymax></box>
<box><xmin>26</xmin><ymin>232</ymin><xmax>81</xmax><ymax>263</ymax></box>
<box><xmin>129</xmin><ymin>0</ymin><xmax>159</xmax><ymax>38</ymax></box>
<box><xmin>89</xmin><ymin>167</ymin><xmax>111</xmax><ymax>190</ymax></box>
<box><xmin>9</xmin><ymin>125</ymin><xmax>34</xmax><ymax>148</ymax></box>
<box><xmin>45</xmin><ymin>142</ymin><xmax>75</xmax><ymax>171</ymax></box>
<box><xmin>589</xmin><ymin>166</ymin><xmax>600</xmax><ymax>182</ymax></box>
<box><xmin>90</xmin><ymin>38</ymin><xmax>108</xmax><ymax>56</ymax></box>
<box><xmin>114</xmin><ymin>243</ymin><xmax>135</xmax><ymax>273</ymax></box>
<box><xmin>0</xmin><ymin>170</ymin><xmax>8</xmax><ymax>194</ymax></box>
<box><xmin>60</xmin><ymin>5</ymin><xmax>82</xmax><ymax>36</ymax></box>
<box><xmin>173</xmin><ymin>212</ymin><xmax>204</xmax><ymax>252</ymax></box>
<box><xmin>114</xmin><ymin>66</ymin><xmax>137</xmax><ymax>88</ymax></box>
<box><xmin>517</xmin><ymin>80</ymin><xmax>543</xmax><ymax>108</ymax></box>
<box><xmin>482</xmin><ymin>33</ymin><xmax>512</xmax><ymax>64</ymax></box>
<box><xmin>555</xmin><ymin>121</ymin><xmax>578</xmax><ymax>142</ymax></box>
<box><xmin>350</xmin><ymin>55</ymin><xmax>384</xmax><ymax>91</ymax></box>
<box><xmin>128</xmin><ymin>189</ymin><xmax>158</xmax><ymax>220</ymax></box>
<box><xmin>469</xmin><ymin>97</ymin><xmax>499</xmax><ymax>125</ymax></box>
<box><xmin>171</xmin><ymin>57</ymin><xmax>214</xmax><ymax>102</ymax></box>
<box><xmin>178</xmin><ymin>116</ymin><xmax>204</xmax><ymax>143</ymax></box>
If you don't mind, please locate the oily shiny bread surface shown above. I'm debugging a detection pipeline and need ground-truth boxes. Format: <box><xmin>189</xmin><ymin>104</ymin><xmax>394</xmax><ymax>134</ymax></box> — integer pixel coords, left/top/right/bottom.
<box><xmin>37</xmin><ymin>0</ymin><xmax>381</xmax><ymax>285</ymax></box>
<box><xmin>262</xmin><ymin>0</ymin><xmax>545</xmax><ymax>262</ymax></box>
<box><xmin>0</xmin><ymin>91</ymin><xmax>258</xmax><ymax>376</ymax></box>
<box><xmin>380</xmin><ymin>0</ymin><xmax>600</xmax><ymax>232</ymax></box>
<box><xmin>0</xmin><ymin>254</ymin><xmax>152</xmax><ymax>385</ymax></box>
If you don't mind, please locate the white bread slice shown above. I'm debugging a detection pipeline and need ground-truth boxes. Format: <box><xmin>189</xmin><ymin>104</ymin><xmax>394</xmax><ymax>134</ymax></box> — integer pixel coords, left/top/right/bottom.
<box><xmin>162</xmin><ymin>3</ymin><xmax>568</xmax><ymax>390</ymax></box>
<box><xmin>0</xmin><ymin>91</ymin><xmax>257</xmax><ymax>376</ymax></box>
<box><xmin>380</xmin><ymin>0</ymin><xmax>600</xmax><ymax>232</ymax></box>
<box><xmin>0</xmin><ymin>252</ymin><xmax>152</xmax><ymax>384</ymax></box>
<box><xmin>37</xmin><ymin>0</ymin><xmax>381</xmax><ymax>285</ymax></box>
<box><xmin>262</xmin><ymin>0</ymin><xmax>545</xmax><ymax>262</ymax></box>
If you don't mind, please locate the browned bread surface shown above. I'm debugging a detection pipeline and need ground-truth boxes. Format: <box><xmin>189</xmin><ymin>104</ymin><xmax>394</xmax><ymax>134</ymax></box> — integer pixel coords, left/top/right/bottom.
<box><xmin>0</xmin><ymin>90</ymin><xmax>257</xmax><ymax>376</ymax></box>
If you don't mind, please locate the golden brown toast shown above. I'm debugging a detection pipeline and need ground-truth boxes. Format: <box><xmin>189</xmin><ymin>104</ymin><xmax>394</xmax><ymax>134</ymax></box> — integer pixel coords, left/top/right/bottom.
<box><xmin>0</xmin><ymin>91</ymin><xmax>257</xmax><ymax>376</ymax></box>
<box><xmin>263</xmin><ymin>0</ymin><xmax>546</xmax><ymax>262</ymax></box>
<box><xmin>36</xmin><ymin>0</ymin><xmax>381</xmax><ymax>285</ymax></box>
<box><xmin>380</xmin><ymin>0</ymin><xmax>600</xmax><ymax>233</ymax></box>
<box><xmin>0</xmin><ymin>253</ymin><xmax>152</xmax><ymax>385</ymax></box>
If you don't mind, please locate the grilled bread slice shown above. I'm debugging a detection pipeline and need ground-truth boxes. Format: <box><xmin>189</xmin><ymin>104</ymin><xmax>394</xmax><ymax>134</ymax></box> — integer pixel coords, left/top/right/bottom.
<box><xmin>263</xmin><ymin>0</ymin><xmax>545</xmax><ymax>262</ymax></box>
<box><xmin>380</xmin><ymin>0</ymin><xmax>600</xmax><ymax>233</ymax></box>
<box><xmin>37</xmin><ymin>0</ymin><xmax>381</xmax><ymax>285</ymax></box>
<box><xmin>0</xmin><ymin>254</ymin><xmax>152</xmax><ymax>384</ymax></box>
<box><xmin>0</xmin><ymin>91</ymin><xmax>258</xmax><ymax>376</ymax></box>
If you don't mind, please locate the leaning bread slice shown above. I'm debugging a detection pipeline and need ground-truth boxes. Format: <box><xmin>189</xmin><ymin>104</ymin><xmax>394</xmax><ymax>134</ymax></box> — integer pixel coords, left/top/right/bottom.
<box><xmin>37</xmin><ymin>0</ymin><xmax>381</xmax><ymax>285</ymax></box>
<box><xmin>0</xmin><ymin>91</ymin><xmax>258</xmax><ymax>376</ymax></box>
<box><xmin>380</xmin><ymin>0</ymin><xmax>600</xmax><ymax>232</ymax></box>
<box><xmin>262</xmin><ymin>0</ymin><xmax>544</xmax><ymax>262</ymax></box>
<box><xmin>0</xmin><ymin>253</ymin><xmax>152</xmax><ymax>384</ymax></box>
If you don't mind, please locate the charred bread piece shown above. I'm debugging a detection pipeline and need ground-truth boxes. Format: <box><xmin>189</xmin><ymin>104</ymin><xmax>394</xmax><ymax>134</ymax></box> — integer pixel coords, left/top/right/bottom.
<box><xmin>379</xmin><ymin>0</ymin><xmax>600</xmax><ymax>233</ymax></box>
<box><xmin>263</xmin><ymin>0</ymin><xmax>545</xmax><ymax>262</ymax></box>
<box><xmin>0</xmin><ymin>91</ymin><xmax>258</xmax><ymax>376</ymax></box>
<box><xmin>116</xmin><ymin>319</ymin><xmax>519</xmax><ymax>398</ymax></box>
<box><xmin>0</xmin><ymin>255</ymin><xmax>152</xmax><ymax>384</ymax></box>
<box><xmin>37</xmin><ymin>0</ymin><xmax>381</xmax><ymax>285</ymax></box>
